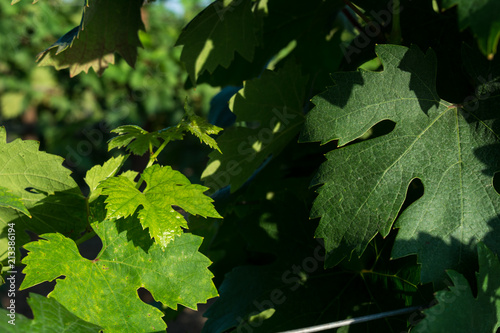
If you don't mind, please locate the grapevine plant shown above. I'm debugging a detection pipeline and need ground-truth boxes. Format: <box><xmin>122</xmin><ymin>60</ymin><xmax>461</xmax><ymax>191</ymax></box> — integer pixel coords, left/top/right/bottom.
<box><xmin>1</xmin><ymin>0</ymin><xmax>500</xmax><ymax>332</ymax></box>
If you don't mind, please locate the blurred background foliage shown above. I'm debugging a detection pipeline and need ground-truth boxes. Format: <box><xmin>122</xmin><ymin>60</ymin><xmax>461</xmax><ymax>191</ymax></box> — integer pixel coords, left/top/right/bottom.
<box><xmin>0</xmin><ymin>0</ymin><xmax>218</xmax><ymax>189</ymax></box>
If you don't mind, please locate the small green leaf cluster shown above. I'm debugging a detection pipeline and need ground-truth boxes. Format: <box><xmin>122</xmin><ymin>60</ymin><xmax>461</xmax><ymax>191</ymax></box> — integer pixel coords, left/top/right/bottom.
<box><xmin>0</xmin><ymin>105</ymin><xmax>222</xmax><ymax>331</ymax></box>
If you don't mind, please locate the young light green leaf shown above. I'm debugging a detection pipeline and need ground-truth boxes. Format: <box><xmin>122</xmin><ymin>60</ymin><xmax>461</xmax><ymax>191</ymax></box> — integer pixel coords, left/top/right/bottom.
<box><xmin>108</xmin><ymin>125</ymin><xmax>160</xmax><ymax>155</ymax></box>
<box><xmin>36</xmin><ymin>0</ymin><xmax>144</xmax><ymax>77</ymax></box>
<box><xmin>175</xmin><ymin>0</ymin><xmax>260</xmax><ymax>84</ymax></box>
<box><xmin>119</xmin><ymin>170</ymin><xmax>139</xmax><ymax>183</ymax></box>
<box><xmin>0</xmin><ymin>186</ymin><xmax>30</xmax><ymax>217</ymax></box>
<box><xmin>98</xmin><ymin>176</ymin><xmax>145</xmax><ymax>218</ymax></box>
<box><xmin>156</xmin><ymin>125</ymin><xmax>186</xmax><ymax>145</ymax></box>
<box><xmin>300</xmin><ymin>44</ymin><xmax>500</xmax><ymax>284</ymax></box>
<box><xmin>180</xmin><ymin>102</ymin><xmax>223</xmax><ymax>152</ymax></box>
<box><xmin>109</xmin><ymin>116</ymin><xmax>221</xmax><ymax>156</ymax></box>
<box><xmin>84</xmin><ymin>154</ymin><xmax>128</xmax><ymax>203</ymax></box>
<box><xmin>20</xmin><ymin>219</ymin><xmax>218</xmax><ymax>333</ymax></box>
<box><xmin>99</xmin><ymin>164</ymin><xmax>221</xmax><ymax>247</ymax></box>
<box><xmin>0</xmin><ymin>293</ymin><xmax>103</xmax><ymax>333</ymax></box>
<box><xmin>413</xmin><ymin>243</ymin><xmax>500</xmax><ymax>333</ymax></box>
<box><xmin>201</xmin><ymin>62</ymin><xmax>307</xmax><ymax>193</ymax></box>
<box><xmin>0</xmin><ymin>127</ymin><xmax>86</xmax><ymax>262</ymax></box>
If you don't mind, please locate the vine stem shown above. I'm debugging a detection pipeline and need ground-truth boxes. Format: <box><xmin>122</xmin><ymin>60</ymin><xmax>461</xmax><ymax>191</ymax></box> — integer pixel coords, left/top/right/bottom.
<box><xmin>151</xmin><ymin>139</ymin><xmax>169</xmax><ymax>162</ymax></box>
<box><xmin>135</xmin><ymin>138</ymin><xmax>169</xmax><ymax>189</ymax></box>
<box><xmin>74</xmin><ymin>198</ymin><xmax>97</xmax><ymax>247</ymax></box>
<box><xmin>275</xmin><ymin>306</ymin><xmax>423</xmax><ymax>333</ymax></box>
<box><xmin>342</xmin><ymin>0</ymin><xmax>370</xmax><ymax>24</ymax></box>
<box><xmin>341</xmin><ymin>7</ymin><xmax>364</xmax><ymax>33</ymax></box>
<box><xmin>389</xmin><ymin>0</ymin><xmax>402</xmax><ymax>44</ymax></box>
<box><xmin>75</xmin><ymin>230</ymin><xmax>97</xmax><ymax>246</ymax></box>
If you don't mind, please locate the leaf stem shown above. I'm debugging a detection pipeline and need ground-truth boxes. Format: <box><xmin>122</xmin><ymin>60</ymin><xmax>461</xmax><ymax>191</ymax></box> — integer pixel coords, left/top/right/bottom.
<box><xmin>389</xmin><ymin>0</ymin><xmax>402</xmax><ymax>44</ymax></box>
<box><xmin>361</xmin><ymin>270</ymin><xmax>418</xmax><ymax>289</ymax></box>
<box><xmin>135</xmin><ymin>138</ymin><xmax>169</xmax><ymax>189</ymax></box>
<box><xmin>75</xmin><ymin>230</ymin><xmax>97</xmax><ymax>246</ymax></box>
<box><xmin>341</xmin><ymin>7</ymin><xmax>364</xmax><ymax>33</ymax></box>
<box><xmin>151</xmin><ymin>139</ymin><xmax>169</xmax><ymax>162</ymax></box>
<box><xmin>343</xmin><ymin>0</ymin><xmax>370</xmax><ymax>25</ymax></box>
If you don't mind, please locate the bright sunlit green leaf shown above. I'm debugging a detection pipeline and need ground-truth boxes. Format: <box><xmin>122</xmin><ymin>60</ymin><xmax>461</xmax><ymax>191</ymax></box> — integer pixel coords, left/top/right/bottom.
<box><xmin>181</xmin><ymin>101</ymin><xmax>223</xmax><ymax>152</ymax></box>
<box><xmin>0</xmin><ymin>186</ymin><xmax>30</xmax><ymax>217</ymax></box>
<box><xmin>99</xmin><ymin>164</ymin><xmax>221</xmax><ymax>247</ymax></box>
<box><xmin>21</xmin><ymin>219</ymin><xmax>218</xmax><ymax>333</ymax></box>
<box><xmin>84</xmin><ymin>154</ymin><xmax>128</xmax><ymax>203</ymax></box>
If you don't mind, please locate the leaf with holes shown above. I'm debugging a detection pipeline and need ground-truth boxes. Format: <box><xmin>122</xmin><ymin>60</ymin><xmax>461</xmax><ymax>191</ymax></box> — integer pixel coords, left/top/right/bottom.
<box><xmin>20</xmin><ymin>218</ymin><xmax>218</xmax><ymax>333</ymax></box>
<box><xmin>300</xmin><ymin>44</ymin><xmax>500</xmax><ymax>284</ymax></box>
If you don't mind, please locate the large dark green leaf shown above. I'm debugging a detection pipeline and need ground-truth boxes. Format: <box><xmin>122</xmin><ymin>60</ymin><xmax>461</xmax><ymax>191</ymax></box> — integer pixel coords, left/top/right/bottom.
<box><xmin>301</xmin><ymin>44</ymin><xmax>500</xmax><ymax>284</ymax></box>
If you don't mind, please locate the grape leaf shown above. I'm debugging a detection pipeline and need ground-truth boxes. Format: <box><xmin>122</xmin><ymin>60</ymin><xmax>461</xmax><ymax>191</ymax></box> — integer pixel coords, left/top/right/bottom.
<box><xmin>413</xmin><ymin>243</ymin><xmax>500</xmax><ymax>333</ymax></box>
<box><xmin>99</xmin><ymin>164</ymin><xmax>221</xmax><ymax>247</ymax></box>
<box><xmin>0</xmin><ymin>186</ymin><xmax>30</xmax><ymax>217</ymax></box>
<box><xmin>300</xmin><ymin>44</ymin><xmax>500</xmax><ymax>284</ymax></box>
<box><xmin>442</xmin><ymin>0</ymin><xmax>500</xmax><ymax>58</ymax></box>
<box><xmin>201</xmin><ymin>62</ymin><xmax>307</xmax><ymax>193</ymax></box>
<box><xmin>107</xmin><ymin>125</ymin><xmax>160</xmax><ymax>155</ymax></box>
<box><xmin>181</xmin><ymin>117</ymin><xmax>222</xmax><ymax>152</ymax></box>
<box><xmin>0</xmin><ymin>293</ymin><xmax>103</xmax><ymax>333</ymax></box>
<box><xmin>181</xmin><ymin>102</ymin><xmax>223</xmax><ymax>153</ymax></box>
<box><xmin>108</xmin><ymin>118</ymin><xmax>220</xmax><ymax>155</ymax></box>
<box><xmin>35</xmin><ymin>0</ymin><xmax>144</xmax><ymax>77</ymax></box>
<box><xmin>20</xmin><ymin>218</ymin><xmax>218</xmax><ymax>333</ymax></box>
<box><xmin>175</xmin><ymin>0</ymin><xmax>260</xmax><ymax>84</ymax></box>
<box><xmin>0</xmin><ymin>127</ymin><xmax>87</xmax><ymax>262</ymax></box>
<box><xmin>84</xmin><ymin>154</ymin><xmax>128</xmax><ymax>203</ymax></box>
